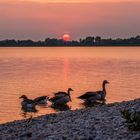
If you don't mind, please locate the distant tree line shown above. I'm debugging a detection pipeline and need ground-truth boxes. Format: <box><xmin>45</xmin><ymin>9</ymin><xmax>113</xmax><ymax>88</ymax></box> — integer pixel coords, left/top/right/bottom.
<box><xmin>0</xmin><ymin>35</ymin><xmax>140</xmax><ymax>47</ymax></box>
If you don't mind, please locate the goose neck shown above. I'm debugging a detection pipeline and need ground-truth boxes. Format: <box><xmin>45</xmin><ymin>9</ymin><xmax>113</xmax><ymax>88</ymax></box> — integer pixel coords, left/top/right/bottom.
<box><xmin>68</xmin><ymin>89</ymin><xmax>71</xmax><ymax>95</ymax></box>
<box><xmin>102</xmin><ymin>83</ymin><xmax>106</xmax><ymax>92</ymax></box>
<box><xmin>67</xmin><ymin>89</ymin><xmax>72</xmax><ymax>101</ymax></box>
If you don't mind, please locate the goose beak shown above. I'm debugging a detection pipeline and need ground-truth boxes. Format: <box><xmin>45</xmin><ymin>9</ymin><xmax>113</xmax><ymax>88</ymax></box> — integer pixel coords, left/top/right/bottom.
<box><xmin>70</xmin><ymin>88</ymin><xmax>74</xmax><ymax>91</ymax></box>
<box><xmin>19</xmin><ymin>96</ymin><xmax>22</xmax><ymax>99</ymax></box>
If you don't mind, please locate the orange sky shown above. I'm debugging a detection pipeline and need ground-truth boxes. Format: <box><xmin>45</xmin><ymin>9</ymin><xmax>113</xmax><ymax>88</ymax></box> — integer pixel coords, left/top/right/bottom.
<box><xmin>1</xmin><ymin>0</ymin><xmax>139</xmax><ymax>3</ymax></box>
<box><xmin>0</xmin><ymin>0</ymin><xmax>140</xmax><ymax>40</ymax></box>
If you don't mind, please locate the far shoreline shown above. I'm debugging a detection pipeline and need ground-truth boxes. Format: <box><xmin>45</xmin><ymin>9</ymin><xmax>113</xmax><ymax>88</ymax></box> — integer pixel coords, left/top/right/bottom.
<box><xmin>0</xmin><ymin>45</ymin><xmax>140</xmax><ymax>48</ymax></box>
<box><xmin>0</xmin><ymin>35</ymin><xmax>140</xmax><ymax>47</ymax></box>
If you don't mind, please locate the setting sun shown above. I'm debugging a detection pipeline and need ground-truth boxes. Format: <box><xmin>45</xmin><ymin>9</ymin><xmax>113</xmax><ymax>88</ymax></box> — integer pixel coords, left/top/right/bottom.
<box><xmin>63</xmin><ymin>34</ymin><xmax>70</xmax><ymax>41</ymax></box>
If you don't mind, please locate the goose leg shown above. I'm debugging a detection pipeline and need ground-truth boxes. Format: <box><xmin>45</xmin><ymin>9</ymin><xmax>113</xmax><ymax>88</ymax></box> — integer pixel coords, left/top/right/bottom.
<box><xmin>101</xmin><ymin>99</ymin><xmax>106</xmax><ymax>105</ymax></box>
<box><xmin>25</xmin><ymin>114</ymin><xmax>33</xmax><ymax>127</ymax></box>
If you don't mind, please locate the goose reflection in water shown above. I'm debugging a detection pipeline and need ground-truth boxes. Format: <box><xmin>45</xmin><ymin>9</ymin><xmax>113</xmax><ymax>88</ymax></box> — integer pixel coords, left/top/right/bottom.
<box><xmin>50</xmin><ymin>104</ymin><xmax>71</xmax><ymax>112</ymax></box>
<box><xmin>82</xmin><ymin>99</ymin><xmax>106</xmax><ymax>108</ymax></box>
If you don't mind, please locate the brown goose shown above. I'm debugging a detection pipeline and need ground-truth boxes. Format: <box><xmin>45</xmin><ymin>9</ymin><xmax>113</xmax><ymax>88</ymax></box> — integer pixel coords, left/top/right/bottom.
<box><xmin>34</xmin><ymin>96</ymin><xmax>49</xmax><ymax>105</ymax></box>
<box><xmin>49</xmin><ymin>88</ymin><xmax>73</xmax><ymax>106</ymax></box>
<box><xmin>54</xmin><ymin>88</ymin><xmax>73</xmax><ymax>97</ymax></box>
<box><xmin>19</xmin><ymin>95</ymin><xmax>37</xmax><ymax>113</ymax></box>
<box><xmin>78</xmin><ymin>80</ymin><xmax>109</xmax><ymax>103</ymax></box>
<box><xmin>19</xmin><ymin>95</ymin><xmax>49</xmax><ymax>108</ymax></box>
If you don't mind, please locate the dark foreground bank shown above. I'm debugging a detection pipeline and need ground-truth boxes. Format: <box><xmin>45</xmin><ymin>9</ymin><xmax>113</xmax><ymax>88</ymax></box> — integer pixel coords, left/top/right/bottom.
<box><xmin>0</xmin><ymin>99</ymin><xmax>140</xmax><ymax>140</ymax></box>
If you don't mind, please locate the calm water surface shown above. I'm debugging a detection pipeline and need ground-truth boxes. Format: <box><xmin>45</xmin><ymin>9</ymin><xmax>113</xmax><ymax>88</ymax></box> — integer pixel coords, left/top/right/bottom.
<box><xmin>0</xmin><ymin>47</ymin><xmax>140</xmax><ymax>123</ymax></box>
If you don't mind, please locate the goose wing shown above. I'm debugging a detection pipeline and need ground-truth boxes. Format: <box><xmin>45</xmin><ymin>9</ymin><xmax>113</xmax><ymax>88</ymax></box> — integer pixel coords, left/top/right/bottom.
<box><xmin>34</xmin><ymin>96</ymin><xmax>47</xmax><ymax>102</ymax></box>
<box><xmin>78</xmin><ymin>92</ymin><xmax>97</xmax><ymax>99</ymax></box>
<box><xmin>49</xmin><ymin>96</ymin><xmax>62</xmax><ymax>102</ymax></box>
<box><xmin>24</xmin><ymin>99</ymin><xmax>35</xmax><ymax>104</ymax></box>
<box><xmin>78</xmin><ymin>90</ymin><xmax>103</xmax><ymax>99</ymax></box>
<box><xmin>54</xmin><ymin>92</ymin><xmax>67</xmax><ymax>97</ymax></box>
<box><xmin>21</xmin><ymin>99</ymin><xmax>36</xmax><ymax>108</ymax></box>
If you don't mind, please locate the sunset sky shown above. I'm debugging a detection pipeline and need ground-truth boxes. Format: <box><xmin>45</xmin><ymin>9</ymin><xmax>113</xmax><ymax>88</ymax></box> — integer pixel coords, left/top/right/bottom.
<box><xmin>0</xmin><ymin>0</ymin><xmax>140</xmax><ymax>40</ymax></box>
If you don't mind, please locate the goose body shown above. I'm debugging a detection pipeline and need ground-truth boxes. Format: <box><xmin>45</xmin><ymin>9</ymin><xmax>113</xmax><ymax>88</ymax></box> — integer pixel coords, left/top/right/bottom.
<box><xmin>49</xmin><ymin>95</ymin><xmax>70</xmax><ymax>106</ymax></box>
<box><xmin>54</xmin><ymin>92</ymin><xmax>68</xmax><ymax>97</ymax></box>
<box><xmin>78</xmin><ymin>80</ymin><xmax>109</xmax><ymax>103</ymax></box>
<box><xmin>34</xmin><ymin>96</ymin><xmax>49</xmax><ymax>105</ymax></box>
<box><xmin>19</xmin><ymin>95</ymin><xmax>49</xmax><ymax>112</ymax></box>
<box><xmin>19</xmin><ymin>95</ymin><xmax>37</xmax><ymax>113</ymax></box>
<box><xmin>21</xmin><ymin>102</ymin><xmax>37</xmax><ymax>113</ymax></box>
<box><xmin>50</xmin><ymin>88</ymin><xmax>73</xmax><ymax>106</ymax></box>
<box><xmin>79</xmin><ymin>91</ymin><xmax>102</xmax><ymax>101</ymax></box>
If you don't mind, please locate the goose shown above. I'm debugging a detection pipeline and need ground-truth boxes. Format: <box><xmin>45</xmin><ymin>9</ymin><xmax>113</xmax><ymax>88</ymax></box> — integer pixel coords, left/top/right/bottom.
<box><xmin>34</xmin><ymin>96</ymin><xmax>49</xmax><ymax>106</ymax></box>
<box><xmin>54</xmin><ymin>88</ymin><xmax>73</xmax><ymax>97</ymax></box>
<box><xmin>78</xmin><ymin>80</ymin><xmax>109</xmax><ymax>103</ymax></box>
<box><xmin>19</xmin><ymin>95</ymin><xmax>49</xmax><ymax>106</ymax></box>
<box><xmin>19</xmin><ymin>95</ymin><xmax>38</xmax><ymax>125</ymax></box>
<box><xmin>49</xmin><ymin>88</ymin><xmax>74</xmax><ymax>106</ymax></box>
<box><xmin>19</xmin><ymin>95</ymin><xmax>37</xmax><ymax>113</ymax></box>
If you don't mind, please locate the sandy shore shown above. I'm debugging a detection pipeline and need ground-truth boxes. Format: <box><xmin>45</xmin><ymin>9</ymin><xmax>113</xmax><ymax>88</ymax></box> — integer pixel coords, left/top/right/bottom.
<box><xmin>0</xmin><ymin>99</ymin><xmax>140</xmax><ymax>140</ymax></box>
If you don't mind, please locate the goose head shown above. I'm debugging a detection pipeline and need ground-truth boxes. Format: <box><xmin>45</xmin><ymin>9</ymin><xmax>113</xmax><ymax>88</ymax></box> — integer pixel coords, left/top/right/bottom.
<box><xmin>103</xmin><ymin>80</ymin><xmax>109</xmax><ymax>85</ymax></box>
<box><xmin>19</xmin><ymin>95</ymin><xmax>28</xmax><ymax>100</ymax></box>
<box><xmin>68</xmin><ymin>88</ymin><xmax>74</xmax><ymax>92</ymax></box>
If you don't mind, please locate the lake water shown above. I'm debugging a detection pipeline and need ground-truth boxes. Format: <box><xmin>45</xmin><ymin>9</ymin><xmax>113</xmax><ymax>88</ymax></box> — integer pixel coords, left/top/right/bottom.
<box><xmin>0</xmin><ymin>47</ymin><xmax>140</xmax><ymax>123</ymax></box>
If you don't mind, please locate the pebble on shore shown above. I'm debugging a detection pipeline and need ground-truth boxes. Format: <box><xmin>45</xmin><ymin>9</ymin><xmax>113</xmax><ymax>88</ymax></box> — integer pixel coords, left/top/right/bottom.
<box><xmin>0</xmin><ymin>98</ymin><xmax>140</xmax><ymax>140</ymax></box>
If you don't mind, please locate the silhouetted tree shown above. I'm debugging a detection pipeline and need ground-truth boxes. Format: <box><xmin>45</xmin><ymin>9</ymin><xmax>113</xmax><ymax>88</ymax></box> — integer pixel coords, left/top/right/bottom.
<box><xmin>85</xmin><ymin>36</ymin><xmax>94</xmax><ymax>46</ymax></box>
<box><xmin>95</xmin><ymin>36</ymin><xmax>101</xmax><ymax>45</ymax></box>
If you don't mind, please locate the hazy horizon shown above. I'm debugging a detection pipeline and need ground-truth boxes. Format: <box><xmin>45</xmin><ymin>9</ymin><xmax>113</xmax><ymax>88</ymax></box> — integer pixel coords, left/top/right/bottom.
<box><xmin>0</xmin><ymin>0</ymin><xmax>140</xmax><ymax>40</ymax></box>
